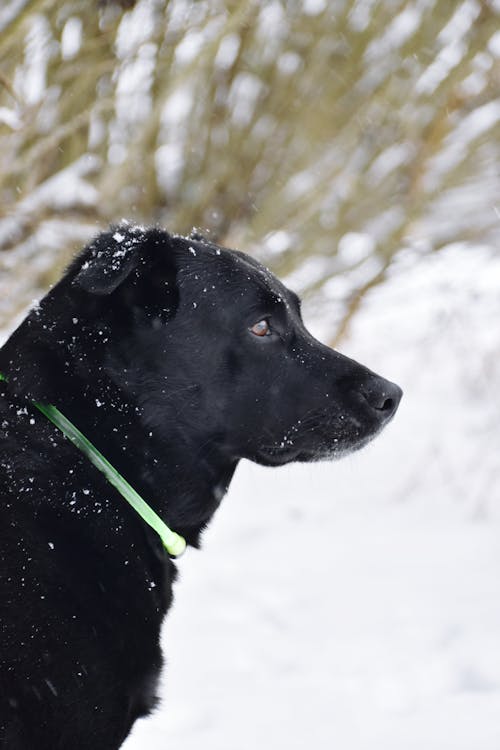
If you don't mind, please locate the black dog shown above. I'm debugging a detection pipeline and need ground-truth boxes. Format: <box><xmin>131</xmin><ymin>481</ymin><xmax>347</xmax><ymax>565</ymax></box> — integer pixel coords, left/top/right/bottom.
<box><xmin>0</xmin><ymin>226</ymin><xmax>401</xmax><ymax>748</ymax></box>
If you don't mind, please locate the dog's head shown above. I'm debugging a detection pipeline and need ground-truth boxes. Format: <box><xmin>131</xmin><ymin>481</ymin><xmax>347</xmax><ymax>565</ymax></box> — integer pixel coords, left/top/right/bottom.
<box><xmin>61</xmin><ymin>225</ymin><xmax>401</xmax><ymax>467</ymax></box>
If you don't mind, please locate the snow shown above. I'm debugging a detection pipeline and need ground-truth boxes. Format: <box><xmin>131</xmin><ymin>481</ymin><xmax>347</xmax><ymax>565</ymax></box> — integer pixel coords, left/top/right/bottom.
<box><xmin>122</xmin><ymin>244</ymin><xmax>500</xmax><ymax>749</ymax></box>
<box><xmin>277</xmin><ymin>51</ymin><xmax>302</xmax><ymax>76</ymax></box>
<box><xmin>336</xmin><ymin>232</ymin><xmax>374</xmax><ymax>266</ymax></box>
<box><xmin>123</xmin><ymin>472</ymin><xmax>500</xmax><ymax>749</ymax></box>
<box><xmin>488</xmin><ymin>30</ymin><xmax>500</xmax><ymax>57</ymax></box>
<box><xmin>115</xmin><ymin>2</ymin><xmax>156</xmax><ymax>60</ymax></box>
<box><xmin>264</xmin><ymin>230</ymin><xmax>293</xmax><ymax>256</ymax></box>
<box><xmin>228</xmin><ymin>73</ymin><xmax>264</xmax><ymax>128</ymax></box>
<box><xmin>0</xmin><ymin>155</ymin><xmax>100</xmax><ymax>247</ymax></box>
<box><xmin>349</xmin><ymin>0</ymin><xmax>377</xmax><ymax>34</ymax></box>
<box><xmin>0</xmin><ymin>0</ymin><xmax>30</xmax><ymax>34</ymax></box>
<box><xmin>424</xmin><ymin>100</ymin><xmax>500</xmax><ymax>193</ymax></box>
<box><xmin>214</xmin><ymin>34</ymin><xmax>241</xmax><ymax>71</ymax></box>
<box><xmin>15</xmin><ymin>14</ymin><xmax>53</xmax><ymax>106</ymax></box>
<box><xmin>366</xmin><ymin>6</ymin><xmax>421</xmax><ymax>60</ymax></box>
<box><xmin>174</xmin><ymin>30</ymin><xmax>207</xmax><ymax>66</ymax></box>
<box><xmin>303</xmin><ymin>0</ymin><xmax>327</xmax><ymax>16</ymax></box>
<box><xmin>0</xmin><ymin>106</ymin><xmax>22</xmax><ymax>130</ymax></box>
<box><xmin>366</xmin><ymin>143</ymin><xmax>414</xmax><ymax>187</ymax></box>
<box><xmin>60</xmin><ymin>17</ymin><xmax>82</xmax><ymax>61</ymax></box>
<box><xmin>438</xmin><ymin>1</ymin><xmax>481</xmax><ymax>47</ymax></box>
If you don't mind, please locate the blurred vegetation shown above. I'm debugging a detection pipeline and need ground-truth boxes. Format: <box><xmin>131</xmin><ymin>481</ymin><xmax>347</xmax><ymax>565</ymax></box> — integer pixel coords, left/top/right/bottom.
<box><xmin>0</xmin><ymin>0</ymin><xmax>499</xmax><ymax>339</ymax></box>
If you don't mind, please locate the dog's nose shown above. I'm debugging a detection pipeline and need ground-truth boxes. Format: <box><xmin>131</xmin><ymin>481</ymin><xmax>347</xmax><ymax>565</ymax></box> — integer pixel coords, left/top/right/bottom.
<box><xmin>360</xmin><ymin>377</ymin><xmax>402</xmax><ymax>421</ymax></box>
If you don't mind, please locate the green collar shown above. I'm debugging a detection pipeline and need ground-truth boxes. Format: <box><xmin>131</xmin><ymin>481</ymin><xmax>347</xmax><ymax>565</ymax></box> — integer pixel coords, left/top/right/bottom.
<box><xmin>0</xmin><ymin>372</ymin><xmax>186</xmax><ymax>558</ymax></box>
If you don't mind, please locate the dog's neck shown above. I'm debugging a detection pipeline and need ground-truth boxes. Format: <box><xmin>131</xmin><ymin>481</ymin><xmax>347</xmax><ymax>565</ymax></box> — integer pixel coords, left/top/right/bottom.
<box><xmin>0</xmin><ymin>320</ymin><xmax>238</xmax><ymax>548</ymax></box>
<box><xmin>63</xmin><ymin>374</ymin><xmax>238</xmax><ymax>547</ymax></box>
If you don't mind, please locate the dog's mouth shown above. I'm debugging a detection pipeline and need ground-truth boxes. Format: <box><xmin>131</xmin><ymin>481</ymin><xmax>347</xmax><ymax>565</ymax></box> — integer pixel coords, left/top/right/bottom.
<box><xmin>250</xmin><ymin>413</ymin><xmax>389</xmax><ymax>467</ymax></box>
<box><xmin>239</xmin><ymin>375</ymin><xmax>402</xmax><ymax>468</ymax></box>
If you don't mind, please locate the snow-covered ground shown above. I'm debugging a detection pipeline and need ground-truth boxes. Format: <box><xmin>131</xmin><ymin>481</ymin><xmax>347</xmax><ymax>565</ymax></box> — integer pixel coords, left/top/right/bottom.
<box><xmin>121</xmin><ymin>244</ymin><xmax>500</xmax><ymax>749</ymax></box>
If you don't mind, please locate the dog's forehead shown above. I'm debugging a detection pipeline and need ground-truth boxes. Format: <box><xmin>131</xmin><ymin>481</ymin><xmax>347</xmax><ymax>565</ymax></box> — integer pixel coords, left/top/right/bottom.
<box><xmin>228</xmin><ymin>250</ymin><xmax>288</xmax><ymax>304</ymax></box>
<box><xmin>184</xmin><ymin>238</ymin><xmax>291</xmax><ymax>308</ymax></box>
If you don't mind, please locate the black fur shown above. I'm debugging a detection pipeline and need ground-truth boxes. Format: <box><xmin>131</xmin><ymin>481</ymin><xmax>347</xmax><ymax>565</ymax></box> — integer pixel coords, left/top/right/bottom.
<box><xmin>0</xmin><ymin>225</ymin><xmax>401</xmax><ymax>748</ymax></box>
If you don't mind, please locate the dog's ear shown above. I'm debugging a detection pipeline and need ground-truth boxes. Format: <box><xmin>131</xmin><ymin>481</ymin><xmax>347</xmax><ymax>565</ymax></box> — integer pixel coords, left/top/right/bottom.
<box><xmin>73</xmin><ymin>227</ymin><xmax>142</xmax><ymax>295</ymax></box>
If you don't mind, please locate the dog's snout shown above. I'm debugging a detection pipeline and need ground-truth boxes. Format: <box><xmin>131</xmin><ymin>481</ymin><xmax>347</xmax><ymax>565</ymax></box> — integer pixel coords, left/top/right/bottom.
<box><xmin>360</xmin><ymin>378</ymin><xmax>402</xmax><ymax>421</ymax></box>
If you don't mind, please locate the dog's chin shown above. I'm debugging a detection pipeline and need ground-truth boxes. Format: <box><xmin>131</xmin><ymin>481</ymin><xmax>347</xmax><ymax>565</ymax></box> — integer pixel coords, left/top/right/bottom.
<box><xmin>251</xmin><ymin>427</ymin><xmax>382</xmax><ymax>467</ymax></box>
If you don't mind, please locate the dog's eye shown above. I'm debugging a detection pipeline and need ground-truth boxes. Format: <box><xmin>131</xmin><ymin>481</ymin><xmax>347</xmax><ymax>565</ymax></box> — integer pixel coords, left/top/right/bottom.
<box><xmin>250</xmin><ymin>319</ymin><xmax>271</xmax><ymax>337</ymax></box>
